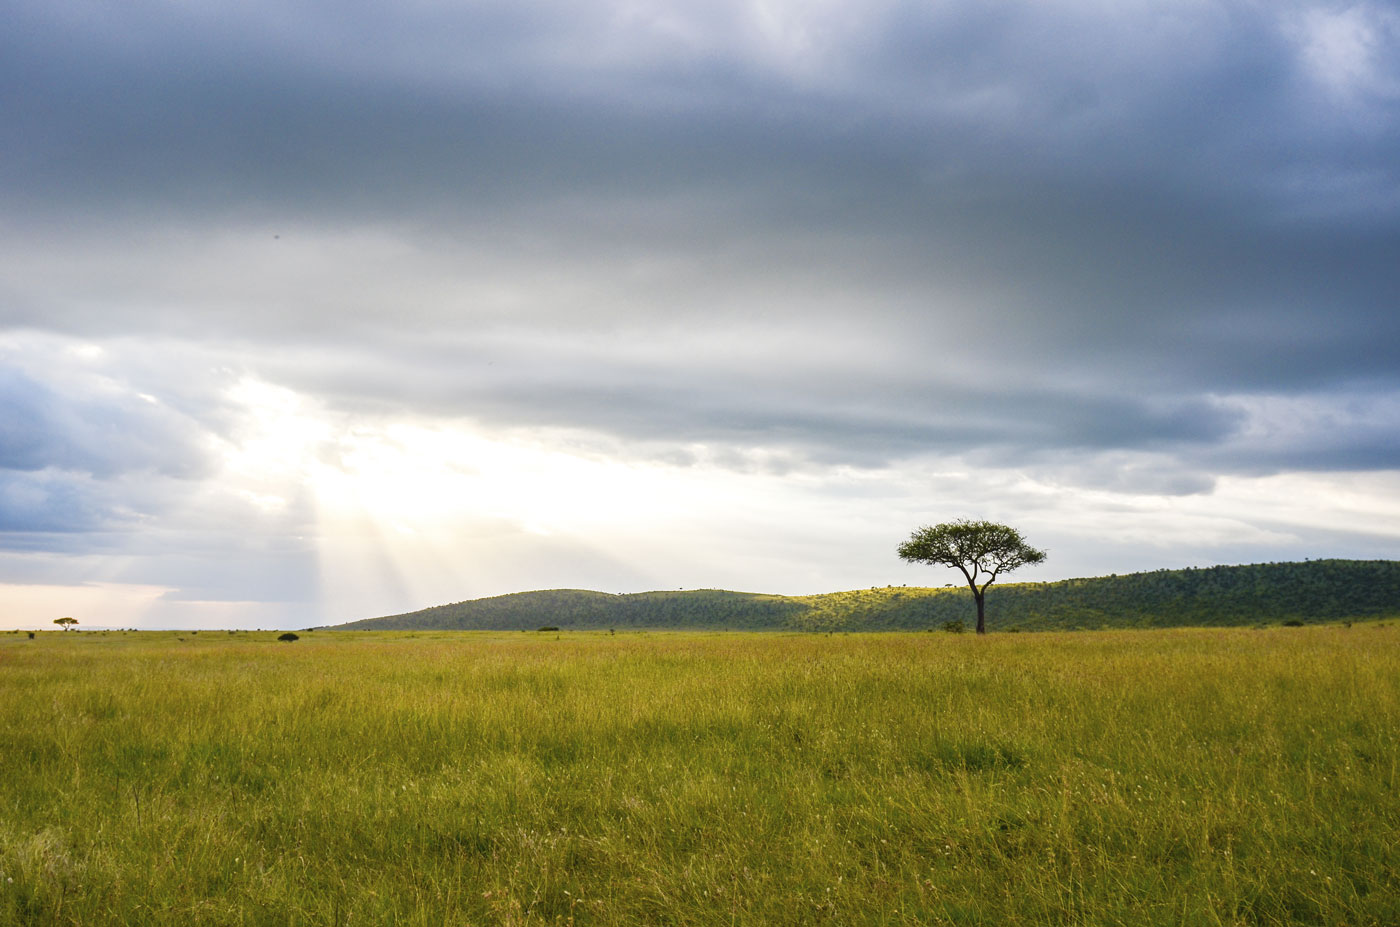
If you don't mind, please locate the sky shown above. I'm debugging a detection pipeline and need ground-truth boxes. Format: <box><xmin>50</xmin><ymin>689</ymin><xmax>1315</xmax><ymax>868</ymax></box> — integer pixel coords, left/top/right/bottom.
<box><xmin>2</xmin><ymin>0</ymin><xmax>1399</xmax><ymax>629</ymax></box>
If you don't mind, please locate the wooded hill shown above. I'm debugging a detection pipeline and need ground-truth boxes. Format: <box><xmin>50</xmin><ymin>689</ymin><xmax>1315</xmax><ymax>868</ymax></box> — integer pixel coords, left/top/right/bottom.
<box><xmin>332</xmin><ymin>559</ymin><xmax>1400</xmax><ymax>632</ymax></box>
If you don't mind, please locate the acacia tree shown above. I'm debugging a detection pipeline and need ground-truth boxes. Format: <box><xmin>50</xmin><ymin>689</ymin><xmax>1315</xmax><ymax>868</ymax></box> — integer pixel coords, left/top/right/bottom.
<box><xmin>53</xmin><ymin>617</ymin><xmax>78</xmax><ymax>631</ymax></box>
<box><xmin>897</xmin><ymin>520</ymin><xmax>1045</xmax><ymax>634</ymax></box>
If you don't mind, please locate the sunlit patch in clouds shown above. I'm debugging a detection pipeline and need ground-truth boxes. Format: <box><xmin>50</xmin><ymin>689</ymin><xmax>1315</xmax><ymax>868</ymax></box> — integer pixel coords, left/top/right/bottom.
<box><xmin>1290</xmin><ymin>3</ymin><xmax>1400</xmax><ymax>102</ymax></box>
<box><xmin>220</xmin><ymin>376</ymin><xmax>699</xmax><ymax>535</ymax></box>
<box><xmin>215</xmin><ymin>376</ymin><xmax>778</xmax><ymax>619</ymax></box>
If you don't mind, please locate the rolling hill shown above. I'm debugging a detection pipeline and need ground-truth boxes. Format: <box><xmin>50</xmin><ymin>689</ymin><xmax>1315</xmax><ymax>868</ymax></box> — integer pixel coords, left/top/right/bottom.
<box><xmin>331</xmin><ymin>559</ymin><xmax>1400</xmax><ymax>632</ymax></box>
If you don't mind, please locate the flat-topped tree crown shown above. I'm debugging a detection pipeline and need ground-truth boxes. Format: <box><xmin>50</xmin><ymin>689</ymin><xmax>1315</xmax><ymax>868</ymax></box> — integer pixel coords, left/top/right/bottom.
<box><xmin>898</xmin><ymin>520</ymin><xmax>1046</xmax><ymax>634</ymax></box>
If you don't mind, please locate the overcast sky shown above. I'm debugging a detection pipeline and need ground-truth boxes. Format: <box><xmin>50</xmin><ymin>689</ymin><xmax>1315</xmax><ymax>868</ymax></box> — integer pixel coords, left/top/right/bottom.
<box><xmin>3</xmin><ymin>0</ymin><xmax>1399</xmax><ymax>629</ymax></box>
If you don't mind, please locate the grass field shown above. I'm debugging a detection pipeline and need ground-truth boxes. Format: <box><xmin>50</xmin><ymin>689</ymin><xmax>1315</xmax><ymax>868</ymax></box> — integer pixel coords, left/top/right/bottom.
<box><xmin>2</xmin><ymin>625</ymin><xmax>1398</xmax><ymax>925</ymax></box>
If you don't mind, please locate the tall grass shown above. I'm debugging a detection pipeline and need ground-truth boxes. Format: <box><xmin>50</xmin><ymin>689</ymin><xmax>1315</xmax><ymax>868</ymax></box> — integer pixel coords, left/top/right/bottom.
<box><xmin>2</xmin><ymin>626</ymin><xmax>1397</xmax><ymax>925</ymax></box>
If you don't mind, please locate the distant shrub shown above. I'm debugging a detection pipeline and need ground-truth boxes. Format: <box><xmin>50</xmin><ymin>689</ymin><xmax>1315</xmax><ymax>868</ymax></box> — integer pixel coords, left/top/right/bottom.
<box><xmin>278</xmin><ymin>632</ymin><xmax>300</xmax><ymax>642</ymax></box>
<box><xmin>537</xmin><ymin>626</ymin><xmax>560</xmax><ymax>632</ymax></box>
<box><xmin>1282</xmin><ymin>620</ymin><xmax>1305</xmax><ymax>627</ymax></box>
<box><xmin>942</xmin><ymin>619</ymin><xmax>966</xmax><ymax>634</ymax></box>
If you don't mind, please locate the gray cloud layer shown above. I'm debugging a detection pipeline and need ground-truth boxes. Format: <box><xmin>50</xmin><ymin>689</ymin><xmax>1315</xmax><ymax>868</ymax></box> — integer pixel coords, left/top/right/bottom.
<box><xmin>3</xmin><ymin>0</ymin><xmax>1399</xmax><ymax>590</ymax></box>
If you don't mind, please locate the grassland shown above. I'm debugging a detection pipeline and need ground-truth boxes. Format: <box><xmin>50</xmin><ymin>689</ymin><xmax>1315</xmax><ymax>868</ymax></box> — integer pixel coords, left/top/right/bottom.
<box><xmin>2</xmin><ymin>625</ymin><xmax>1398</xmax><ymax>925</ymax></box>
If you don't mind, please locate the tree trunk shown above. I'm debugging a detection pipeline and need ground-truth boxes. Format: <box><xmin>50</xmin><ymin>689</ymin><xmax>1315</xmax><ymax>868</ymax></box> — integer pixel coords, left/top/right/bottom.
<box><xmin>974</xmin><ymin>591</ymin><xmax>986</xmax><ymax>634</ymax></box>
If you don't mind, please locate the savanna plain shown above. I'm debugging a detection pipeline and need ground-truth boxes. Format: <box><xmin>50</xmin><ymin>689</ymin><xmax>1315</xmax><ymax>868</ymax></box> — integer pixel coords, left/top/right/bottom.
<box><xmin>2</xmin><ymin>625</ymin><xmax>1397</xmax><ymax>926</ymax></box>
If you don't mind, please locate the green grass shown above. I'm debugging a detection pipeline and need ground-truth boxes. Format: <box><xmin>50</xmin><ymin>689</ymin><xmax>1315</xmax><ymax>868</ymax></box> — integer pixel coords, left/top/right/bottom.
<box><xmin>2</xmin><ymin>625</ymin><xmax>1398</xmax><ymax>925</ymax></box>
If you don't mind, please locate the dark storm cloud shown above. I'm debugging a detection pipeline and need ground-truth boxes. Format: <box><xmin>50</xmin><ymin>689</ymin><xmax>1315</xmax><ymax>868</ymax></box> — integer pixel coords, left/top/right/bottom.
<box><xmin>252</xmin><ymin>336</ymin><xmax>1246</xmax><ymax>464</ymax></box>
<box><xmin>3</xmin><ymin>0</ymin><xmax>1399</xmax><ymax>479</ymax></box>
<box><xmin>7</xmin><ymin>0</ymin><xmax>1392</xmax><ymax>219</ymax></box>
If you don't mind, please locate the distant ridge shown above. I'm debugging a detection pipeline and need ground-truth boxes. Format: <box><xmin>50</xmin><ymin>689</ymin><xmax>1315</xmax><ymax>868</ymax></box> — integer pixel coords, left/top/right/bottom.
<box><xmin>335</xmin><ymin>588</ymin><xmax>804</xmax><ymax>632</ymax></box>
<box><xmin>331</xmin><ymin>559</ymin><xmax>1400</xmax><ymax>632</ymax></box>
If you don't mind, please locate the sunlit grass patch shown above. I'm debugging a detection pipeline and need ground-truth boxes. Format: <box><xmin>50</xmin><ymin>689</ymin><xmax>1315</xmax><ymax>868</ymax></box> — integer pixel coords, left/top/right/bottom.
<box><xmin>2</xmin><ymin>625</ymin><xmax>1398</xmax><ymax>925</ymax></box>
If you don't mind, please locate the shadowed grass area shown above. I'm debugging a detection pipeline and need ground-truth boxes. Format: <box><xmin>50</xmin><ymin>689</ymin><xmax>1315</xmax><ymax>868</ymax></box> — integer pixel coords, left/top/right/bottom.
<box><xmin>2</xmin><ymin>626</ymin><xmax>1398</xmax><ymax>925</ymax></box>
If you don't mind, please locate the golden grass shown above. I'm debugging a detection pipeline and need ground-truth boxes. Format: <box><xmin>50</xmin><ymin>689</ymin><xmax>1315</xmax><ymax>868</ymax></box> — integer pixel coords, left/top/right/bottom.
<box><xmin>2</xmin><ymin>625</ymin><xmax>1397</xmax><ymax>925</ymax></box>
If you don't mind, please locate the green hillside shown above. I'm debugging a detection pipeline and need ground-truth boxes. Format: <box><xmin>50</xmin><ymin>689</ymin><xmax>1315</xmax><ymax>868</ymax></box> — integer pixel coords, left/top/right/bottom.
<box><xmin>333</xmin><ymin>559</ymin><xmax>1400</xmax><ymax>632</ymax></box>
<box><xmin>335</xmin><ymin>588</ymin><xmax>805</xmax><ymax>631</ymax></box>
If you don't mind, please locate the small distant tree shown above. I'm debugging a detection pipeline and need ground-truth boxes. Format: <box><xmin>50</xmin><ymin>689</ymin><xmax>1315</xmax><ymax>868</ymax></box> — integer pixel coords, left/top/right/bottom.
<box><xmin>54</xmin><ymin>617</ymin><xmax>78</xmax><ymax>632</ymax></box>
<box><xmin>898</xmin><ymin>520</ymin><xmax>1046</xmax><ymax>634</ymax></box>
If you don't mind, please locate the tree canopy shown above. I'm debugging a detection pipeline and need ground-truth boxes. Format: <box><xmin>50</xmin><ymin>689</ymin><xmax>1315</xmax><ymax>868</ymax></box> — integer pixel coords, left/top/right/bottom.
<box><xmin>898</xmin><ymin>520</ymin><xmax>1046</xmax><ymax>633</ymax></box>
